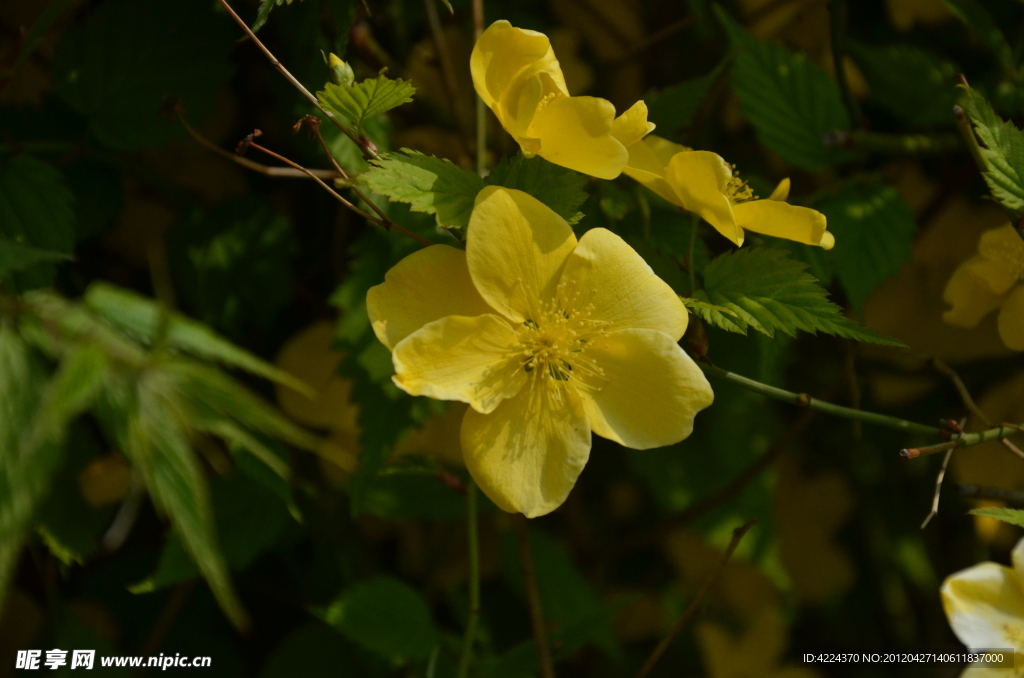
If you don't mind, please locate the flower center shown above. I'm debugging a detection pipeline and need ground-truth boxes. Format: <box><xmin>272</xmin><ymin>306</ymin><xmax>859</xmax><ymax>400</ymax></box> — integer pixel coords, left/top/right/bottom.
<box><xmin>514</xmin><ymin>281</ymin><xmax>608</xmax><ymax>394</ymax></box>
<box><xmin>725</xmin><ymin>165</ymin><xmax>757</xmax><ymax>205</ymax></box>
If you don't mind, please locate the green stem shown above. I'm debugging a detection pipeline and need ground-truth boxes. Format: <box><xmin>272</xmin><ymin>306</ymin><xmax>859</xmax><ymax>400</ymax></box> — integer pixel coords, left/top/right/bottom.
<box><xmin>829</xmin><ymin>0</ymin><xmax>862</xmax><ymax>127</ymax></box>
<box><xmin>700</xmin><ymin>363</ymin><xmax>939</xmax><ymax>436</ymax></box>
<box><xmin>687</xmin><ymin>218</ymin><xmax>699</xmax><ymax>296</ymax></box>
<box><xmin>473</xmin><ymin>0</ymin><xmax>487</xmax><ymax>176</ymax></box>
<box><xmin>954</xmin><ymin>103</ymin><xmax>989</xmax><ymax>174</ymax></box>
<box><xmin>456</xmin><ymin>481</ymin><xmax>480</xmax><ymax>678</ymax></box>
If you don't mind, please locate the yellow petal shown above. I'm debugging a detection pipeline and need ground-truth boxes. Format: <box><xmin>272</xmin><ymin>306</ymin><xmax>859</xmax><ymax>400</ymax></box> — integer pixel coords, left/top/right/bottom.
<box><xmin>768</xmin><ymin>178</ymin><xmax>791</xmax><ymax>201</ymax></box>
<box><xmin>392</xmin><ymin>314</ymin><xmax>525</xmax><ymax>414</ymax></box>
<box><xmin>467</xmin><ymin>186</ymin><xmax>578</xmax><ymax>323</ymax></box>
<box><xmin>734</xmin><ymin>200</ymin><xmax>832</xmax><ymax>249</ymax></box>
<box><xmin>461</xmin><ymin>380</ymin><xmax>591</xmax><ymax>517</ymax></box>
<box><xmin>581</xmin><ymin>328</ymin><xmax>713</xmax><ymax>449</ymax></box>
<box><xmin>560</xmin><ymin>228</ymin><xmax>689</xmax><ymax>339</ymax></box>
<box><xmin>623</xmin><ymin>139</ymin><xmax>680</xmax><ymax>205</ymax></box>
<box><xmin>978</xmin><ymin>224</ymin><xmax>1024</xmax><ymax>291</ymax></box>
<box><xmin>644</xmin><ymin>135</ymin><xmax>690</xmax><ymax>167</ymax></box>
<box><xmin>470</xmin><ymin>20</ymin><xmax>567</xmax><ymax>111</ymax></box>
<box><xmin>665</xmin><ymin>151</ymin><xmax>742</xmax><ymax>246</ymax></box>
<box><xmin>998</xmin><ymin>285</ymin><xmax>1024</xmax><ymax>351</ymax></box>
<box><xmin>528</xmin><ymin>95</ymin><xmax>628</xmax><ymax>179</ymax></box>
<box><xmin>392</xmin><ymin>402</ymin><xmax>469</xmax><ymax>468</ymax></box>
<box><xmin>941</xmin><ymin>561</ymin><xmax>1024</xmax><ymax>651</ymax></box>
<box><xmin>275</xmin><ymin>321</ymin><xmax>358</xmax><ymax>430</ymax></box>
<box><xmin>367</xmin><ymin>244</ymin><xmax>495</xmax><ymax>350</ymax></box>
<box><xmin>942</xmin><ymin>256</ymin><xmax>1006</xmax><ymax>329</ymax></box>
<box><xmin>610</xmin><ymin>100</ymin><xmax>655</xmax><ymax>147</ymax></box>
<box><xmin>819</xmin><ymin>231</ymin><xmax>836</xmax><ymax>250</ymax></box>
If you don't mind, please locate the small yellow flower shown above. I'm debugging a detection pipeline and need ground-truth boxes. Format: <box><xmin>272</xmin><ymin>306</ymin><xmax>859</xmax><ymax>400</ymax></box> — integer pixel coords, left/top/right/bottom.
<box><xmin>623</xmin><ymin>135</ymin><xmax>834</xmax><ymax>249</ymax></box>
<box><xmin>941</xmin><ymin>536</ymin><xmax>1024</xmax><ymax>677</ymax></box>
<box><xmin>367</xmin><ymin>186</ymin><xmax>714</xmax><ymax>517</ymax></box>
<box><xmin>944</xmin><ymin>224</ymin><xmax>1024</xmax><ymax>351</ymax></box>
<box><xmin>470</xmin><ymin>20</ymin><xmax>654</xmax><ymax>180</ymax></box>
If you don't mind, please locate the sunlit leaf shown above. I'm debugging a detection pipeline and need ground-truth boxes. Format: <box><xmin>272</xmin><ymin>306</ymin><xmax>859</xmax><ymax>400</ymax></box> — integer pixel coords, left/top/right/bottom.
<box><xmin>486</xmin><ymin>154</ymin><xmax>588</xmax><ymax>225</ymax></box>
<box><xmin>968</xmin><ymin>506</ymin><xmax>1024</xmax><ymax>528</ymax></box>
<box><xmin>960</xmin><ymin>87</ymin><xmax>1024</xmax><ymax>212</ymax></box>
<box><xmin>318</xmin><ymin>72</ymin><xmax>416</xmax><ymax>133</ymax></box>
<box><xmin>696</xmin><ymin>247</ymin><xmax>905</xmax><ymax>345</ymax></box>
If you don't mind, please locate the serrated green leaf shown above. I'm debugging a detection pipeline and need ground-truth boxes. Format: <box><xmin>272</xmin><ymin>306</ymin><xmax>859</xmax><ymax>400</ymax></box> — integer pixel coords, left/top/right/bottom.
<box><xmin>0</xmin><ymin>323</ymin><xmax>59</xmax><ymax>617</ymax></box>
<box><xmin>0</xmin><ymin>155</ymin><xmax>75</xmax><ymax>291</ymax></box>
<box><xmin>25</xmin><ymin>342</ymin><xmax>109</xmax><ymax>454</ymax></box>
<box><xmin>968</xmin><ymin>506</ymin><xmax>1024</xmax><ymax>528</ymax></box>
<box><xmin>52</xmin><ymin>0</ymin><xmax>233</xmax><ymax>151</ymax></box>
<box><xmin>815</xmin><ymin>182</ymin><xmax>916</xmax><ymax>312</ymax></box>
<box><xmin>960</xmin><ymin>87</ymin><xmax>1024</xmax><ymax>211</ymax></box>
<box><xmin>486</xmin><ymin>154</ymin><xmax>588</xmax><ymax>225</ymax></box>
<box><xmin>126</xmin><ymin>375</ymin><xmax>247</xmax><ymax>629</ymax></box>
<box><xmin>698</xmin><ymin>247</ymin><xmax>905</xmax><ymax>345</ymax></box>
<box><xmin>941</xmin><ymin>0</ymin><xmax>1015</xmax><ymax>75</ymax></box>
<box><xmin>318</xmin><ymin>73</ymin><xmax>416</xmax><ymax>132</ymax></box>
<box><xmin>714</xmin><ymin>5</ymin><xmax>852</xmax><ymax>172</ymax></box>
<box><xmin>84</xmin><ymin>283</ymin><xmax>314</xmax><ymax>397</ymax></box>
<box><xmin>681</xmin><ymin>296</ymin><xmax>740</xmax><ymax>319</ymax></box>
<box><xmin>645</xmin><ymin>64</ymin><xmax>723</xmax><ymax>141</ymax></box>
<box><xmin>321</xmin><ymin>577</ymin><xmax>439</xmax><ymax>663</ymax></box>
<box><xmin>363</xmin><ymin>150</ymin><xmax>485</xmax><ymax>230</ymax></box>
<box><xmin>847</xmin><ymin>42</ymin><xmax>959</xmax><ymax>129</ymax></box>
<box><xmin>252</xmin><ymin>0</ymin><xmax>300</xmax><ymax>32</ymax></box>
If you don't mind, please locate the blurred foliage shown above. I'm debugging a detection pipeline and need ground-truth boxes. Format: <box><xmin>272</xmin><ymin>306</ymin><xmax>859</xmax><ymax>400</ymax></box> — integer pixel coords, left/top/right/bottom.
<box><xmin>2</xmin><ymin>0</ymin><xmax>1024</xmax><ymax>676</ymax></box>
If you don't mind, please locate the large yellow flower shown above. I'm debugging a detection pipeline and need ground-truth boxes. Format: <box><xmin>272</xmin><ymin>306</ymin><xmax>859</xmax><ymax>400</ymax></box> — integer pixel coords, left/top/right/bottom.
<box><xmin>944</xmin><ymin>224</ymin><xmax>1024</xmax><ymax>351</ymax></box>
<box><xmin>470</xmin><ymin>20</ymin><xmax>654</xmax><ymax>180</ymax></box>
<box><xmin>367</xmin><ymin>186</ymin><xmax>714</xmax><ymax>517</ymax></box>
<box><xmin>941</xmin><ymin>536</ymin><xmax>1024</xmax><ymax>677</ymax></box>
<box><xmin>623</xmin><ymin>135</ymin><xmax>834</xmax><ymax>249</ymax></box>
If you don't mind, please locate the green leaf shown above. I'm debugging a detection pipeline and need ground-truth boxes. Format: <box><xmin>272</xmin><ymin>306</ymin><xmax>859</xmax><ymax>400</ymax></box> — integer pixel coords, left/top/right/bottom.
<box><xmin>252</xmin><ymin>0</ymin><xmax>300</xmax><ymax>32</ymax></box>
<box><xmin>847</xmin><ymin>42</ymin><xmax>959</xmax><ymax>129</ymax></box>
<box><xmin>321</xmin><ymin>577</ymin><xmax>439</xmax><ymax>663</ymax></box>
<box><xmin>682</xmin><ymin>296</ymin><xmax>740</xmax><ymax>319</ymax></box>
<box><xmin>0</xmin><ymin>155</ymin><xmax>76</xmax><ymax>291</ymax></box>
<box><xmin>697</xmin><ymin>247</ymin><xmax>905</xmax><ymax>345</ymax></box>
<box><xmin>486</xmin><ymin>154</ymin><xmax>589</xmax><ymax>225</ymax></box>
<box><xmin>131</xmin><ymin>473</ymin><xmax>292</xmax><ymax>592</ymax></box>
<box><xmin>317</xmin><ymin>72</ymin><xmax>416</xmax><ymax>133</ymax></box>
<box><xmin>0</xmin><ymin>324</ymin><xmax>60</xmax><ymax>616</ymax></box>
<box><xmin>25</xmin><ymin>342</ymin><xmax>109</xmax><ymax>454</ymax></box>
<box><xmin>0</xmin><ymin>239</ymin><xmax>72</xmax><ymax>279</ymax></box>
<box><xmin>941</xmin><ymin>0</ymin><xmax>1015</xmax><ymax>75</ymax></box>
<box><xmin>125</xmin><ymin>375</ymin><xmax>248</xmax><ymax>629</ymax></box>
<box><xmin>84</xmin><ymin>283</ymin><xmax>314</xmax><ymax>397</ymax></box>
<box><xmin>52</xmin><ymin>0</ymin><xmax>233</xmax><ymax>150</ymax></box>
<box><xmin>814</xmin><ymin>182</ymin><xmax>916</xmax><ymax>312</ymax></box>
<box><xmin>645</xmin><ymin>64</ymin><xmax>722</xmax><ymax>141</ymax></box>
<box><xmin>363</xmin><ymin>150</ymin><xmax>485</xmax><ymax>230</ymax></box>
<box><xmin>714</xmin><ymin>5</ymin><xmax>852</xmax><ymax>172</ymax></box>
<box><xmin>968</xmin><ymin>506</ymin><xmax>1024</xmax><ymax>528</ymax></box>
<box><xmin>960</xmin><ymin>87</ymin><xmax>1024</xmax><ymax>212</ymax></box>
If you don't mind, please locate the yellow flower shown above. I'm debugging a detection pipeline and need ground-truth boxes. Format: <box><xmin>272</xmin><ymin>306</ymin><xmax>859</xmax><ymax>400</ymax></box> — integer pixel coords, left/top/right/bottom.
<box><xmin>944</xmin><ymin>224</ymin><xmax>1024</xmax><ymax>351</ymax></box>
<box><xmin>367</xmin><ymin>186</ymin><xmax>714</xmax><ymax>517</ymax></box>
<box><xmin>470</xmin><ymin>20</ymin><xmax>654</xmax><ymax>180</ymax></box>
<box><xmin>941</xmin><ymin>536</ymin><xmax>1024</xmax><ymax>677</ymax></box>
<box><xmin>623</xmin><ymin>135</ymin><xmax>834</xmax><ymax>249</ymax></box>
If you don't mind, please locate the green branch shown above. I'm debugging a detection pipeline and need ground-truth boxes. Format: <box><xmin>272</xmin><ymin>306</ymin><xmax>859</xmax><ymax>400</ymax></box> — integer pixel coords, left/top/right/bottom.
<box><xmin>699</xmin><ymin>363</ymin><xmax>938</xmax><ymax>435</ymax></box>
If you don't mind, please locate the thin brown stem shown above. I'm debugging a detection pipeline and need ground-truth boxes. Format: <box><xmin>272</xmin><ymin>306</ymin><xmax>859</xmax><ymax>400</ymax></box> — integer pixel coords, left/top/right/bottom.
<box><xmin>244</xmin><ymin>136</ymin><xmax>434</xmax><ymax>246</ymax></box>
<box><xmin>134</xmin><ymin>581</ymin><xmax>197</xmax><ymax>669</ymax></box>
<box><xmin>215</xmin><ymin>0</ymin><xmax>375</xmax><ymax>159</ymax></box>
<box><xmin>178</xmin><ymin>109</ymin><xmax>338</xmax><ymax>179</ymax></box>
<box><xmin>634</xmin><ymin>519</ymin><xmax>758</xmax><ymax>678</ymax></box>
<box><xmin>930</xmin><ymin>358</ymin><xmax>989</xmax><ymax>425</ymax></box>
<box><xmin>514</xmin><ymin>514</ymin><xmax>556</xmax><ymax>678</ymax></box>
<box><xmin>424</xmin><ymin>0</ymin><xmax>473</xmax><ymax>150</ymax></box>
<box><xmin>611</xmin><ymin>16</ymin><xmax>697</xmax><ymax>64</ymax></box>
<box><xmin>920</xmin><ymin>448</ymin><xmax>955</xmax><ymax>529</ymax></box>
<box><xmin>472</xmin><ymin>0</ymin><xmax>486</xmax><ymax>175</ymax></box>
